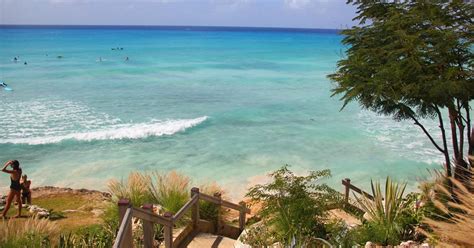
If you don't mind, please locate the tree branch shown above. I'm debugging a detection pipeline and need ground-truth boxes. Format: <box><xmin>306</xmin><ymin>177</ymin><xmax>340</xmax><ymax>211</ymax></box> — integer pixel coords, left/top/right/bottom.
<box><xmin>407</xmin><ymin>114</ymin><xmax>445</xmax><ymax>153</ymax></box>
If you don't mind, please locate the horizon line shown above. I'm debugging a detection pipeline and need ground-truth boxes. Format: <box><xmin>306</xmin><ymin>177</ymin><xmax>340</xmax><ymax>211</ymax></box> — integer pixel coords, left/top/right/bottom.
<box><xmin>0</xmin><ymin>24</ymin><xmax>344</xmax><ymax>32</ymax></box>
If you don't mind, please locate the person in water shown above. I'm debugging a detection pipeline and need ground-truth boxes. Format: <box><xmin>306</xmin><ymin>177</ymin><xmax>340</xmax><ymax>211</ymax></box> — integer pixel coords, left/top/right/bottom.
<box><xmin>1</xmin><ymin>160</ymin><xmax>22</xmax><ymax>218</ymax></box>
<box><xmin>20</xmin><ymin>175</ymin><xmax>32</xmax><ymax>205</ymax></box>
<box><xmin>13</xmin><ymin>57</ymin><xmax>17</xmax><ymax>63</ymax></box>
<box><xmin>24</xmin><ymin>61</ymin><xmax>27</xmax><ymax>65</ymax></box>
<box><xmin>125</xmin><ymin>57</ymin><xmax>129</xmax><ymax>61</ymax></box>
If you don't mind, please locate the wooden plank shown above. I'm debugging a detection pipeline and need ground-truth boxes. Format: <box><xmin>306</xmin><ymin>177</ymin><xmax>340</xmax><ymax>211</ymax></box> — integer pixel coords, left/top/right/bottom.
<box><xmin>173</xmin><ymin>224</ymin><xmax>194</xmax><ymax>248</ymax></box>
<box><xmin>142</xmin><ymin>204</ymin><xmax>154</xmax><ymax>248</ymax></box>
<box><xmin>163</xmin><ymin>212</ymin><xmax>173</xmax><ymax>248</ymax></box>
<box><xmin>342</xmin><ymin>178</ymin><xmax>374</xmax><ymax>200</ymax></box>
<box><xmin>173</xmin><ymin>194</ymin><xmax>198</xmax><ymax>223</ymax></box>
<box><xmin>199</xmin><ymin>193</ymin><xmax>220</xmax><ymax>204</ymax></box>
<box><xmin>238</xmin><ymin>201</ymin><xmax>246</xmax><ymax>232</ymax></box>
<box><xmin>191</xmin><ymin>188</ymin><xmax>200</xmax><ymax>228</ymax></box>
<box><xmin>214</xmin><ymin>192</ymin><xmax>222</xmax><ymax>235</ymax></box>
<box><xmin>199</xmin><ymin>193</ymin><xmax>251</xmax><ymax>214</ymax></box>
<box><xmin>132</xmin><ymin>207</ymin><xmax>173</xmax><ymax>226</ymax></box>
<box><xmin>113</xmin><ymin>207</ymin><xmax>133</xmax><ymax>248</ymax></box>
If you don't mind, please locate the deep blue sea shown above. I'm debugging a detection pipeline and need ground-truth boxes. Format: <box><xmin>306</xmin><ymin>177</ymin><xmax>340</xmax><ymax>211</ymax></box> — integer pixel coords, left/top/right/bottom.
<box><xmin>0</xmin><ymin>26</ymin><xmax>441</xmax><ymax>198</ymax></box>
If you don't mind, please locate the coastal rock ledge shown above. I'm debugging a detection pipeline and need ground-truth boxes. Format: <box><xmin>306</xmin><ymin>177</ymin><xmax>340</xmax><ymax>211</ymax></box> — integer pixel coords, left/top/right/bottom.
<box><xmin>31</xmin><ymin>186</ymin><xmax>111</xmax><ymax>199</ymax></box>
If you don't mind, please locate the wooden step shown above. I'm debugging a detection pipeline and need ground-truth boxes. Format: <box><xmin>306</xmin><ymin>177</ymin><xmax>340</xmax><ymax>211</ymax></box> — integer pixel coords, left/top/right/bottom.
<box><xmin>186</xmin><ymin>233</ymin><xmax>237</xmax><ymax>248</ymax></box>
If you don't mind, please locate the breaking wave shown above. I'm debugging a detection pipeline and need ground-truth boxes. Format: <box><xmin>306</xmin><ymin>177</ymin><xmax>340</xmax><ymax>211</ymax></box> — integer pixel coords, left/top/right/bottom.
<box><xmin>0</xmin><ymin>99</ymin><xmax>207</xmax><ymax>145</ymax></box>
<box><xmin>0</xmin><ymin>116</ymin><xmax>208</xmax><ymax>145</ymax></box>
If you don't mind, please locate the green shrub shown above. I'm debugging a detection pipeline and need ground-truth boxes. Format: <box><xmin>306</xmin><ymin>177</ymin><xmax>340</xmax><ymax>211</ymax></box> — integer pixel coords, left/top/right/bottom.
<box><xmin>198</xmin><ymin>183</ymin><xmax>229</xmax><ymax>226</ymax></box>
<box><xmin>58</xmin><ymin>225</ymin><xmax>114</xmax><ymax>248</ymax></box>
<box><xmin>246</xmin><ymin>165</ymin><xmax>338</xmax><ymax>246</ymax></box>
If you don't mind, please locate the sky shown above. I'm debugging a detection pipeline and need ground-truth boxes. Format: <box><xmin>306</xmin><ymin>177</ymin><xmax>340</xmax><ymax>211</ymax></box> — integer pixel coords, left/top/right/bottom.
<box><xmin>0</xmin><ymin>0</ymin><xmax>358</xmax><ymax>29</ymax></box>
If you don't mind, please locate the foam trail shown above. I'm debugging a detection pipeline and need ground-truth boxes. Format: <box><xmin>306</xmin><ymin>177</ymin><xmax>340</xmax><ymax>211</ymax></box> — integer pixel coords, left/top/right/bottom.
<box><xmin>0</xmin><ymin>116</ymin><xmax>208</xmax><ymax>145</ymax></box>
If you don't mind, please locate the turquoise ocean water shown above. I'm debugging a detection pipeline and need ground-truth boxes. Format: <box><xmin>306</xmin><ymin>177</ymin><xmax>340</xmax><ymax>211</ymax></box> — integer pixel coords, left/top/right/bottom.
<box><xmin>0</xmin><ymin>26</ymin><xmax>441</xmax><ymax>198</ymax></box>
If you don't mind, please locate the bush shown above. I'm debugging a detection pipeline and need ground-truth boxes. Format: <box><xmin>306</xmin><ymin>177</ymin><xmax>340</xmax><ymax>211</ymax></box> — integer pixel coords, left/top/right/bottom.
<box><xmin>245</xmin><ymin>165</ymin><xmax>339</xmax><ymax>246</ymax></box>
<box><xmin>107</xmin><ymin>172</ymin><xmax>153</xmax><ymax>207</ymax></box>
<box><xmin>0</xmin><ymin>217</ymin><xmax>59</xmax><ymax>247</ymax></box>
<box><xmin>58</xmin><ymin>225</ymin><xmax>114</xmax><ymax>248</ymax></box>
<box><xmin>198</xmin><ymin>182</ymin><xmax>229</xmax><ymax>226</ymax></box>
<box><xmin>149</xmin><ymin>171</ymin><xmax>190</xmax><ymax>214</ymax></box>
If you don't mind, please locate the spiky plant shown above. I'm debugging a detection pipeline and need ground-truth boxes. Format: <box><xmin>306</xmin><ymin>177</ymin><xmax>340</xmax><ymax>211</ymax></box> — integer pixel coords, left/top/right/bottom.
<box><xmin>355</xmin><ymin>177</ymin><xmax>408</xmax><ymax>245</ymax></box>
<box><xmin>423</xmin><ymin>172</ymin><xmax>474</xmax><ymax>247</ymax></box>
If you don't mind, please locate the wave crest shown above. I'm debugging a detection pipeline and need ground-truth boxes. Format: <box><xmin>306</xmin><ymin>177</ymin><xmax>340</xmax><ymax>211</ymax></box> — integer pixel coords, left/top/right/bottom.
<box><xmin>0</xmin><ymin>116</ymin><xmax>208</xmax><ymax>145</ymax></box>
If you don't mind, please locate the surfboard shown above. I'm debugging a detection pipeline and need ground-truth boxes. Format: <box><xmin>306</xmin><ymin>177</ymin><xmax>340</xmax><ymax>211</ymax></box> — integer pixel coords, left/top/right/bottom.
<box><xmin>4</xmin><ymin>87</ymin><xmax>13</xmax><ymax>91</ymax></box>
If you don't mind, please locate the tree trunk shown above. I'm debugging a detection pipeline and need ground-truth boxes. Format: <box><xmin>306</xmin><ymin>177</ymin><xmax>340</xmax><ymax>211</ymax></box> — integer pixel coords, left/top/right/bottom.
<box><xmin>470</xmin><ymin>127</ymin><xmax>474</xmax><ymax>162</ymax></box>
<box><xmin>436</xmin><ymin>107</ymin><xmax>452</xmax><ymax>177</ymax></box>
<box><xmin>449</xmin><ymin>108</ymin><xmax>467</xmax><ymax>179</ymax></box>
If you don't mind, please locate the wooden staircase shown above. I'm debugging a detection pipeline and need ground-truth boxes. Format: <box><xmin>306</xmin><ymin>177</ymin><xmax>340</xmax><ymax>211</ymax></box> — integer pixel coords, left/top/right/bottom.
<box><xmin>113</xmin><ymin>187</ymin><xmax>250</xmax><ymax>248</ymax></box>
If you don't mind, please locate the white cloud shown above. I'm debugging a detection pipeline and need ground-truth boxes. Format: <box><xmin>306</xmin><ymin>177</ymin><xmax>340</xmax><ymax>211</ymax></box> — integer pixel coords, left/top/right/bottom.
<box><xmin>284</xmin><ymin>0</ymin><xmax>330</xmax><ymax>9</ymax></box>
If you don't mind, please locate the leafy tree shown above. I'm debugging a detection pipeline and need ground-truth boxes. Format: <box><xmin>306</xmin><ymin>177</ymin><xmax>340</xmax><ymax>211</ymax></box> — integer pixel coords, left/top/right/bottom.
<box><xmin>245</xmin><ymin>165</ymin><xmax>340</xmax><ymax>246</ymax></box>
<box><xmin>329</xmin><ymin>0</ymin><xmax>473</xmax><ymax>180</ymax></box>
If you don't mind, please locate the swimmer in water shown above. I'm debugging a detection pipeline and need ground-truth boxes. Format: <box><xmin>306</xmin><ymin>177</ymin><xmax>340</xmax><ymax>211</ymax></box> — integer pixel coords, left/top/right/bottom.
<box><xmin>13</xmin><ymin>57</ymin><xmax>17</xmax><ymax>63</ymax></box>
<box><xmin>125</xmin><ymin>57</ymin><xmax>129</xmax><ymax>61</ymax></box>
<box><xmin>24</xmin><ymin>61</ymin><xmax>27</xmax><ymax>65</ymax></box>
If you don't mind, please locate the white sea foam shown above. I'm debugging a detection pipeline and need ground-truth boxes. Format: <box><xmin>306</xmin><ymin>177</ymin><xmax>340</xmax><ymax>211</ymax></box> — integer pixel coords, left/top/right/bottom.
<box><xmin>357</xmin><ymin>110</ymin><xmax>443</xmax><ymax>164</ymax></box>
<box><xmin>0</xmin><ymin>99</ymin><xmax>207</xmax><ymax>145</ymax></box>
<box><xmin>0</xmin><ymin>116</ymin><xmax>207</xmax><ymax>145</ymax></box>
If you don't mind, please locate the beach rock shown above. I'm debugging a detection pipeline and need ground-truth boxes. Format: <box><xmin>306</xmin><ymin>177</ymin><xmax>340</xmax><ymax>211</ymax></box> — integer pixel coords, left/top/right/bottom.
<box><xmin>28</xmin><ymin>205</ymin><xmax>50</xmax><ymax>218</ymax></box>
<box><xmin>399</xmin><ymin>240</ymin><xmax>417</xmax><ymax>247</ymax></box>
<box><xmin>420</xmin><ymin>243</ymin><xmax>431</xmax><ymax>248</ymax></box>
<box><xmin>365</xmin><ymin>242</ymin><xmax>375</xmax><ymax>248</ymax></box>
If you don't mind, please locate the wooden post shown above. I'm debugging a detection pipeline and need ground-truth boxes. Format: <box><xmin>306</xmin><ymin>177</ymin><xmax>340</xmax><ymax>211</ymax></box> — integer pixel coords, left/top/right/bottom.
<box><xmin>213</xmin><ymin>192</ymin><xmax>222</xmax><ymax>235</ymax></box>
<box><xmin>118</xmin><ymin>199</ymin><xmax>132</xmax><ymax>248</ymax></box>
<box><xmin>163</xmin><ymin>212</ymin><xmax>173</xmax><ymax>248</ymax></box>
<box><xmin>238</xmin><ymin>201</ymin><xmax>246</xmax><ymax>232</ymax></box>
<box><xmin>142</xmin><ymin>204</ymin><xmax>154</xmax><ymax>248</ymax></box>
<box><xmin>191</xmin><ymin>187</ymin><xmax>200</xmax><ymax>228</ymax></box>
<box><xmin>344</xmin><ymin>178</ymin><xmax>351</xmax><ymax>203</ymax></box>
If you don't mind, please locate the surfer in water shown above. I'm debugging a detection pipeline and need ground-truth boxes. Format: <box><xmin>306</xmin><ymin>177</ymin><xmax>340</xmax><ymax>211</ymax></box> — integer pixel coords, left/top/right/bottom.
<box><xmin>13</xmin><ymin>57</ymin><xmax>18</xmax><ymax>63</ymax></box>
<box><xmin>0</xmin><ymin>82</ymin><xmax>7</xmax><ymax>87</ymax></box>
<box><xmin>125</xmin><ymin>57</ymin><xmax>129</xmax><ymax>61</ymax></box>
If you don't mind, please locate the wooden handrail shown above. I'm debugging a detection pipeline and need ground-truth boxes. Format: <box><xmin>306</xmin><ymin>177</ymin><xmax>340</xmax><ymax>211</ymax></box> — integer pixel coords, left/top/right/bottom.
<box><xmin>199</xmin><ymin>192</ymin><xmax>251</xmax><ymax>214</ymax></box>
<box><xmin>173</xmin><ymin>194</ymin><xmax>199</xmax><ymax>223</ymax></box>
<box><xmin>113</xmin><ymin>207</ymin><xmax>133</xmax><ymax>248</ymax></box>
<box><xmin>342</xmin><ymin>178</ymin><xmax>374</xmax><ymax>201</ymax></box>
<box><xmin>113</xmin><ymin>187</ymin><xmax>251</xmax><ymax>248</ymax></box>
<box><xmin>132</xmin><ymin>206</ymin><xmax>173</xmax><ymax>226</ymax></box>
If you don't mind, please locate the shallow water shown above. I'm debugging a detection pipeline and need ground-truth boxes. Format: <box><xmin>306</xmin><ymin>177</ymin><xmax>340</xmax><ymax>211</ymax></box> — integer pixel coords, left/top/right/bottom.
<box><xmin>0</xmin><ymin>26</ymin><xmax>442</xmax><ymax>198</ymax></box>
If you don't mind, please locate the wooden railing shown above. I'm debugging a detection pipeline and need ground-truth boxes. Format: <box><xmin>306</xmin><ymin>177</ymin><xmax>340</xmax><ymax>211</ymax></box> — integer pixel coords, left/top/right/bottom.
<box><xmin>342</xmin><ymin>178</ymin><xmax>374</xmax><ymax>203</ymax></box>
<box><xmin>113</xmin><ymin>187</ymin><xmax>251</xmax><ymax>248</ymax></box>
